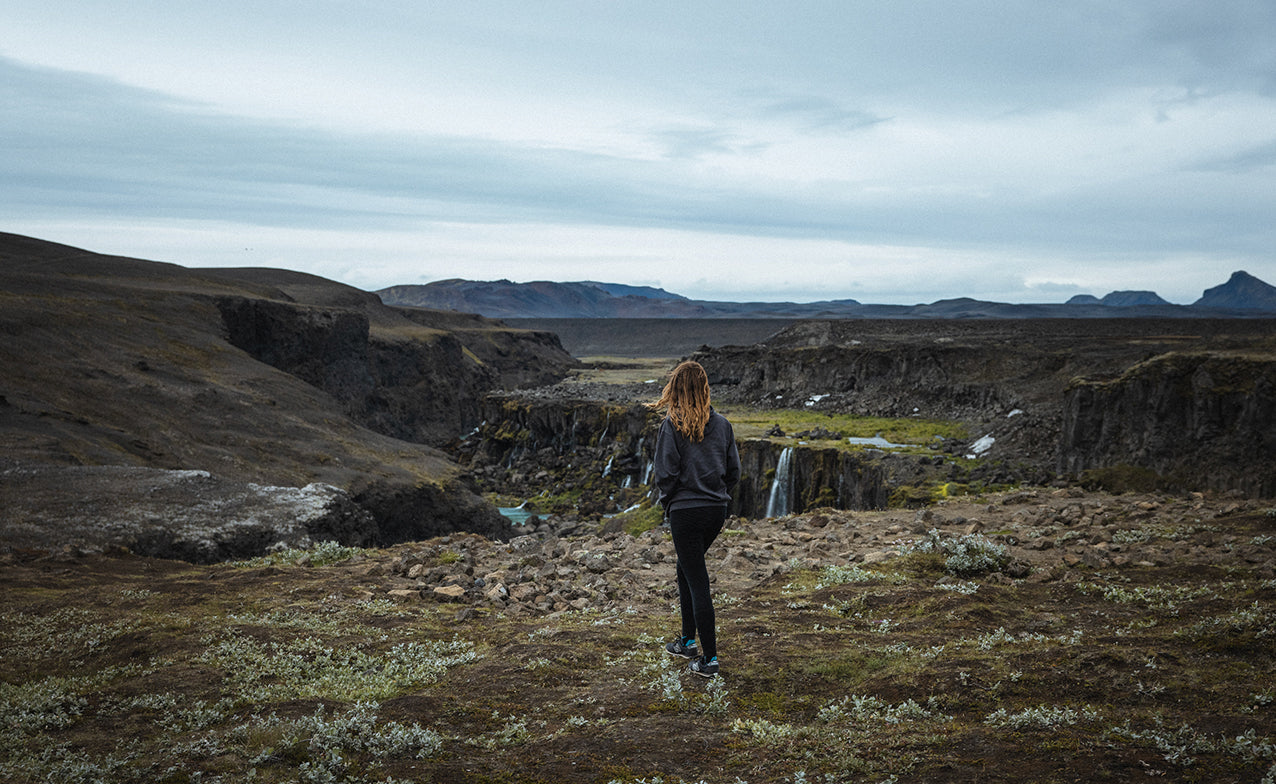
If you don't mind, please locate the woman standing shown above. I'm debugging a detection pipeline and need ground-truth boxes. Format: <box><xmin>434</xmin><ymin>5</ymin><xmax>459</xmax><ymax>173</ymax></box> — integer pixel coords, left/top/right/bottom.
<box><xmin>650</xmin><ymin>360</ymin><xmax>740</xmax><ymax>678</ymax></box>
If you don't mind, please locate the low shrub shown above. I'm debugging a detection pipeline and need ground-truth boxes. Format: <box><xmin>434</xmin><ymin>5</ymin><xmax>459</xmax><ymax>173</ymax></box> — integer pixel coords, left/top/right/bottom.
<box><xmin>900</xmin><ymin>529</ymin><xmax>1009</xmax><ymax>577</ymax></box>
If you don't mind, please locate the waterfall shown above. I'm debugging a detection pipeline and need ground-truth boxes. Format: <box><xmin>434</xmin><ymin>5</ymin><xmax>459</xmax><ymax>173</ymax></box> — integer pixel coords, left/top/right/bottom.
<box><xmin>601</xmin><ymin>454</ymin><xmax>614</xmax><ymax>478</ymax></box>
<box><xmin>766</xmin><ymin>447</ymin><xmax>795</xmax><ymax>518</ymax></box>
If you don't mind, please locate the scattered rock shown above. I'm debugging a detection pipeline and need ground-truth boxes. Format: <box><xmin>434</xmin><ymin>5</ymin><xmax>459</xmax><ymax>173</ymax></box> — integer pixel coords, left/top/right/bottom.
<box><xmin>433</xmin><ymin>585</ymin><xmax>467</xmax><ymax>601</ymax></box>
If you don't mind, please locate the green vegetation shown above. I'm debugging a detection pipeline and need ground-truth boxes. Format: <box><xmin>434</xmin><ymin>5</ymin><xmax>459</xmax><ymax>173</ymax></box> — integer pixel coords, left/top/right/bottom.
<box><xmin>231</xmin><ymin>540</ymin><xmax>367</xmax><ymax>568</ymax></box>
<box><xmin>2</xmin><ymin>517</ymin><xmax>1273</xmax><ymax>784</ymax></box>
<box><xmin>572</xmin><ymin>357</ymin><xmax>676</xmax><ymax>386</ymax></box>
<box><xmin>606</xmin><ymin>503</ymin><xmax>665</xmax><ymax>536</ymax></box>
<box><xmin>898</xmin><ymin>529</ymin><xmax>1011</xmax><ymax>577</ymax></box>
<box><xmin>717</xmin><ymin>405</ymin><xmax>968</xmax><ymax>451</ymax></box>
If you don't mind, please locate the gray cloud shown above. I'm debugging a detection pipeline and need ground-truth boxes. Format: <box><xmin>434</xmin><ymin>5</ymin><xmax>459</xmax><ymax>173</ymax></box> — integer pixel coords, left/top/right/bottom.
<box><xmin>755</xmin><ymin>96</ymin><xmax>888</xmax><ymax>133</ymax></box>
<box><xmin>3</xmin><ymin>0</ymin><xmax>1276</xmax><ymax>308</ymax></box>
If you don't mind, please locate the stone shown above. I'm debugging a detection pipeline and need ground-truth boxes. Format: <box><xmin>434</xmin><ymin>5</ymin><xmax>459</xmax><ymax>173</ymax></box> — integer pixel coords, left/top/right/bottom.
<box><xmin>1005</xmin><ymin>559</ymin><xmax>1032</xmax><ymax>579</ymax></box>
<box><xmin>509</xmin><ymin>584</ymin><xmax>540</xmax><ymax>603</ymax></box>
<box><xmin>584</xmin><ymin>553</ymin><xmax>614</xmax><ymax>573</ymax></box>
<box><xmin>509</xmin><ymin>535</ymin><xmax>540</xmax><ymax>551</ymax></box>
<box><xmin>433</xmin><ymin>585</ymin><xmax>467</xmax><ymax>602</ymax></box>
<box><xmin>387</xmin><ymin>589</ymin><xmax>421</xmax><ymax>600</ymax></box>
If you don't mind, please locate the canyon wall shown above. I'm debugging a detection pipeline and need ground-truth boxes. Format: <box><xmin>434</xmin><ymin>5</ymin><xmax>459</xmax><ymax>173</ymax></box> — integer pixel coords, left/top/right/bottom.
<box><xmin>460</xmin><ymin>396</ymin><xmax>931</xmax><ymax>518</ymax></box>
<box><xmin>217</xmin><ymin>297</ymin><xmax>576</xmax><ymax>446</ymax></box>
<box><xmin>1059</xmin><ymin>352</ymin><xmax>1276</xmax><ymax>496</ymax></box>
<box><xmin>218</xmin><ymin>296</ymin><xmax>493</xmax><ymax>446</ymax></box>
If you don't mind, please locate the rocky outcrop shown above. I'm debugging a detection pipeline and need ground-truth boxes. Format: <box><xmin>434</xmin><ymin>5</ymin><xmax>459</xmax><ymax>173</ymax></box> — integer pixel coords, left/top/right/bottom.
<box><xmin>0</xmin><ymin>461</ymin><xmax>517</xmax><ymax>562</ymax></box>
<box><xmin>0</xmin><ymin>464</ymin><xmax>378</xmax><ymax>562</ymax></box>
<box><xmin>1059</xmin><ymin>352</ymin><xmax>1276</xmax><ymax>496</ymax></box>
<box><xmin>392</xmin><ymin>306</ymin><xmax>578</xmax><ymax>390</ymax></box>
<box><xmin>458</xmin><ymin>397</ymin><xmax>660</xmax><ymax>516</ymax></box>
<box><xmin>218</xmin><ymin>296</ymin><xmax>502</xmax><ymax>445</ymax></box>
<box><xmin>696</xmin><ymin>342</ymin><xmax>1024</xmax><ymax>420</ymax></box>
<box><xmin>732</xmin><ymin>441</ymin><xmax>892</xmax><ymax>517</ymax></box>
<box><xmin>352</xmin><ymin>478</ymin><xmax>511</xmax><ymax>545</ymax></box>
<box><xmin>364</xmin><ymin>490</ymin><xmax>1276</xmax><ymax>615</ymax></box>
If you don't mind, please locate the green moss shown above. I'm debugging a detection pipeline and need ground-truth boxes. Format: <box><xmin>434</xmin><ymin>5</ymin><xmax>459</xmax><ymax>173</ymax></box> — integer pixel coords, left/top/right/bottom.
<box><xmin>798</xmin><ymin>486</ymin><xmax>840</xmax><ymax>509</ymax></box>
<box><xmin>799</xmin><ymin>650</ymin><xmax>891</xmax><ymax>683</ymax></box>
<box><xmin>739</xmin><ymin>691</ymin><xmax>789</xmax><ymax>717</ymax></box>
<box><xmin>889</xmin><ymin>485</ymin><xmax>934</xmax><ymax>509</ymax></box>
<box><xmin>608</xmin><ymin>504</ymin><xmax>664</xmax><ymax>536</ymax></box>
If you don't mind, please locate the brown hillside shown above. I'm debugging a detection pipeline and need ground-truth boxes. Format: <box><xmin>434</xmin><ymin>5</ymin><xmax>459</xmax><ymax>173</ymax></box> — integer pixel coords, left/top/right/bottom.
<box><xmin>0</xmin><ymin>233</ymin><xmax>575</xmax><ymax>558</ymax></box>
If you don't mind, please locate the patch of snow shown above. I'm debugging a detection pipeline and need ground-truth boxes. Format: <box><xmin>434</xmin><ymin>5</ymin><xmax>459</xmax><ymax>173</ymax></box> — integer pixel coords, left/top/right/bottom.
<box><xmin>805</xmin><ymin>394</ymin><xmax>830</xmax><ymax>407</ymax></box>
<box><xmin>965</xmin><ymin>435</ymin><xmax>995</xmax><ymax>459</ymax></box>
<box><xmin>847</xmin><ymin>435</ymin><xmax>909</xmax><ymax>449</ymax></box>
<box><xmin>169</xmin><ymin>469</ymin><xmax>212</xmax><ymax>480</ymax></box>
<box><xmin>1007</xmin><ymin>409</ymin><xmax>1024</xmax><ymax>418</ymax></box>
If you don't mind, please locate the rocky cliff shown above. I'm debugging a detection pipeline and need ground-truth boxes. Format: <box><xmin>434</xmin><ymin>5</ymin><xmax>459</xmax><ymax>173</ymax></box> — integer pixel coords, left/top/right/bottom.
<box><xmin>217</xmin><ymin>295</ymin><xmax>498</xmax><ymax>446</ymax></box>
<box><xmin>730</xmin><ymin>442</ymin><xmax>893</xmax><ymax>518</ymax></box>
<box><xmin>1060</xmin><ymin>351</ymin><xmax>1276</xmax><ymax>496</ymax></box>
<box><xmin>459</xmin><ymin>397</ymin><xmax>660</xmax><ymax>517</ymax></box>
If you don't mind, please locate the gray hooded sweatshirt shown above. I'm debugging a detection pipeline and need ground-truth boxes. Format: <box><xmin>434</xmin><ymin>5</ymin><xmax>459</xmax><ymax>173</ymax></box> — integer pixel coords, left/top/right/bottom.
<box><xmin>653</xmin><ymin>408</ymin><xmax>741</xmax><ymax>512</ymax></box>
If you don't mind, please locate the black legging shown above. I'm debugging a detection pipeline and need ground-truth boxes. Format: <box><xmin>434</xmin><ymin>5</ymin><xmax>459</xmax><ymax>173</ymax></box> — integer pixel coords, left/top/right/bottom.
<box><xmin>670</xmin><ymin>504</ymin><xmax>726</xmax><ymax>660</ymax></box>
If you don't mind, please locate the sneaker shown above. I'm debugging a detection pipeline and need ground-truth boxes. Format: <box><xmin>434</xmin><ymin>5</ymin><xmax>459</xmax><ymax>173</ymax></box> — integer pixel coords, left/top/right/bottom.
<box><xmin>690</xmin><ymin>655</ymin><xmax>719</xmax><ymax>678</ymax></box>
<box><xmin>665</xmin><ymin>637</ymin><xmax>699</xmax><ymax>659</ymax></box>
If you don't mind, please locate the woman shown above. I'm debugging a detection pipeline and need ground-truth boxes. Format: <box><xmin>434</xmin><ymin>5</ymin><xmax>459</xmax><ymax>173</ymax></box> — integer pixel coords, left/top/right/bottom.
<box><xmin>649</xmin><ymin>360</ymin><xmax>740</xmax><ymax>678</ymax></box>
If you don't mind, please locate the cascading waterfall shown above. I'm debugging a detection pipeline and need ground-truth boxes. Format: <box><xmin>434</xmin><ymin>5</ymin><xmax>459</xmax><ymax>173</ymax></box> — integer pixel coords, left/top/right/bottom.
<box><xmin>766</xmin><ymin>447</ymin><xmax>795</xmax><ymax>518</ymax></box>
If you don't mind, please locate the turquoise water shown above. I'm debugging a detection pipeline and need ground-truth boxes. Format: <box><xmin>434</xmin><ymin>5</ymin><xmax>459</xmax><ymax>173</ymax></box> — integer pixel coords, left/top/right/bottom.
<box><xmin>498</xmin><ymin>506</ymin><xmax>534</xmax><ymax>526</ymax></box>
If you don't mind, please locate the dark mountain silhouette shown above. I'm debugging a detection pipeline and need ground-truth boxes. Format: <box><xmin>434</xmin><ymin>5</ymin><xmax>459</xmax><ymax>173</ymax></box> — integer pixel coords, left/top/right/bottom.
<box><xmin>582</xmin><ymin>281</ymin><xmax>687</xmax><ymax>301</ymax></box>
<box><xmin>1194</xmin><ymin>270</ymin><xmax>1276</xmax><ymax>311</ymax></box>
<box><xmin>378</xmin><ymin>278</ymin><xmax>865</xmax><ymax>318</ymax></box>
<box><xmin>378</xmin><ymin>272</ymin><xmax>1276</xmax><ymax>319</ymax></box>
<box><xmin>1100</xmin><ymin>290</ymin><xmax>1170</xmax><ymax>307</ymax></box>
<box><xmin>1066</xmin><ymin>294</ymin><xmax>1102</xmax><ymax>305</ymax></box>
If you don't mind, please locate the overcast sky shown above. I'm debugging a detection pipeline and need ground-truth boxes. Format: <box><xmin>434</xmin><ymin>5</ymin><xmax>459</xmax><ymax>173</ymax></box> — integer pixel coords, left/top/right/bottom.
<box><xmin>3</xmin><ymin>2</ymin><xmax>1275</xmax><ymax>304</ymax></box>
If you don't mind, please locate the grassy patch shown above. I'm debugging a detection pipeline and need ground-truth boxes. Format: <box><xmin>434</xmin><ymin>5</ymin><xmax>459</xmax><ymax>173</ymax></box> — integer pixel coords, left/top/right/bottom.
<box><xmin>606</xmin><ymin>503</ymin><xmax>665</xmax><ymax>536</ymax></box>
<box><xmin>718</xmin><ymin>405</ymin><xmax>968</xmax><ymax>449</ymax></box>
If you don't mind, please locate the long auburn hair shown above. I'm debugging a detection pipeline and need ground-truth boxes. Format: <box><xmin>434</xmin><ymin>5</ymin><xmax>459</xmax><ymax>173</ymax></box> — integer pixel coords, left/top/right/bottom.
<box><xmin>649</xmin><ymin>360</ymin><xmax>712</xmax><ymax>442</ymax></box>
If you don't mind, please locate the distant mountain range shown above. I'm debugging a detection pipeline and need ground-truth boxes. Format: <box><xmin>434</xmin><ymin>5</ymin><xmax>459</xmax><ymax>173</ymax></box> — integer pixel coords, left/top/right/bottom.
<box><xmin>377</xmin><ymin>271</ymin><xmax>1276</xmax><ymax>319</ymax></box>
